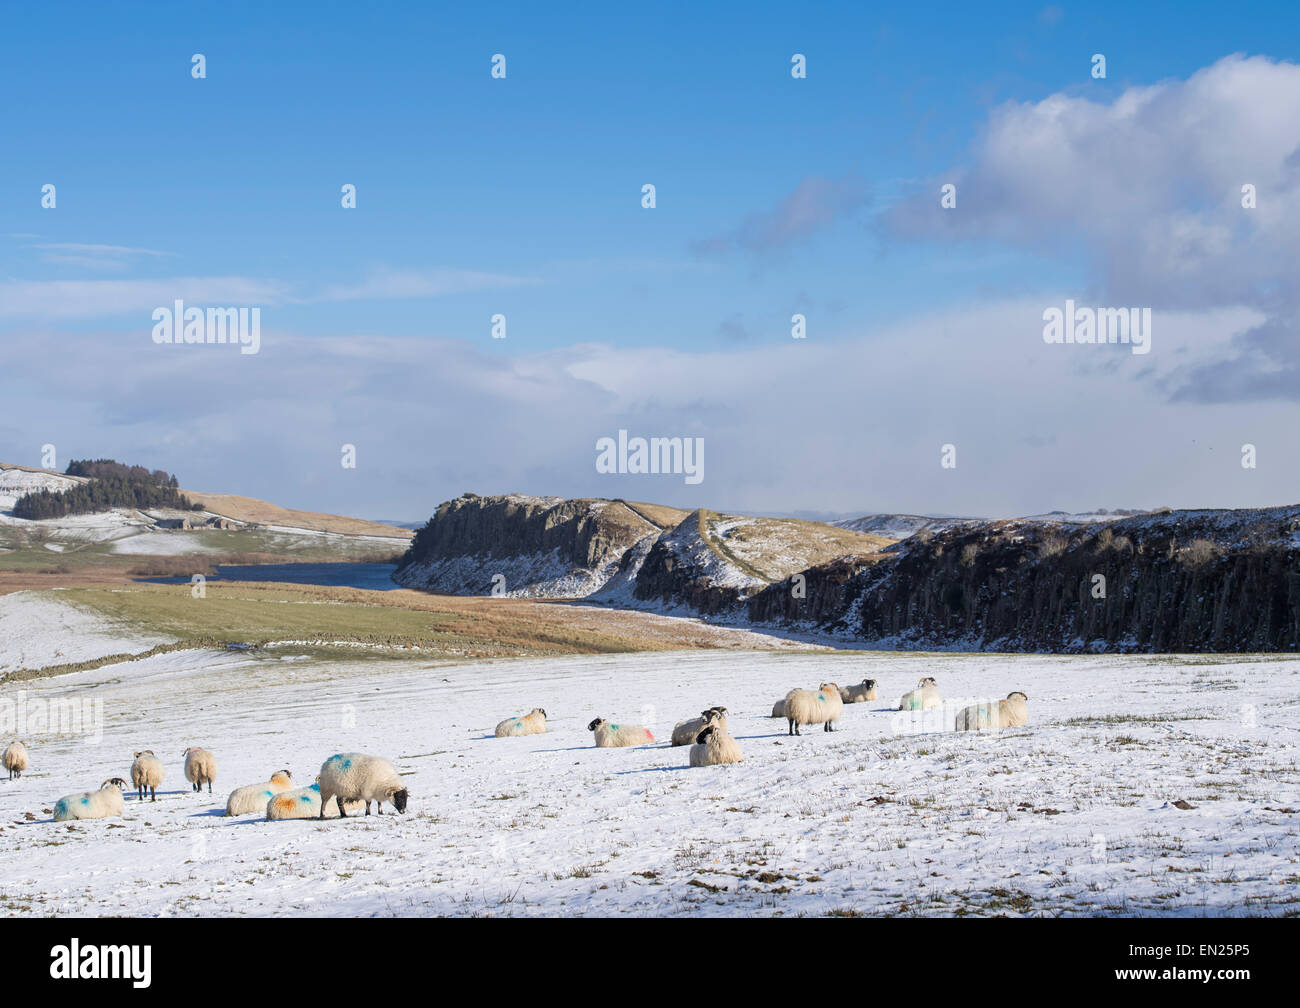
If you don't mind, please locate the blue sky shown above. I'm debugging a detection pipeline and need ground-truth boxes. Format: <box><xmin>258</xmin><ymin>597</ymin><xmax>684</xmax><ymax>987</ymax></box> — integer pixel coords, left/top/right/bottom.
<box><xmin>3</xmin><ymin>2</ymin><xmax>1300</xmax><ymax>520</ymax></box>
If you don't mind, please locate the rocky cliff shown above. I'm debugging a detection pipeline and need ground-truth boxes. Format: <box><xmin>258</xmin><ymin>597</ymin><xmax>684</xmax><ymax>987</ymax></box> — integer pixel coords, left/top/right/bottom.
<box><xmin>392</xmin><ymin>494</ymin><xmax>679</xmax><ymax>597</ymax></box>
<box><xmin>753</xmin><ymin>506</ymin><xmax>1300</xmax><ymax>652</ymax></box>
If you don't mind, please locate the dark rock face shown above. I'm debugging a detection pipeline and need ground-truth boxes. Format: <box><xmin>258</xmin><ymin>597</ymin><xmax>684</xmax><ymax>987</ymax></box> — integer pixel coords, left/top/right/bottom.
<box><xmin>746</xmin><ymin>554</ymin><xmax>881</xmax><ymax>628</ymax></box>
<box><xmin>756</xmin><ymin>508</ymin><xmax>1300</xmax><ymax>652</ymax></box>
<box><xmin>393</xmin><ymin>494</ymin><xmax>661</xmax><ymax>593</ymax></box>
<box><xmin>631</xmin><ymin>511</ymin><xmax>756</xmax><ymax>614</ymax></box>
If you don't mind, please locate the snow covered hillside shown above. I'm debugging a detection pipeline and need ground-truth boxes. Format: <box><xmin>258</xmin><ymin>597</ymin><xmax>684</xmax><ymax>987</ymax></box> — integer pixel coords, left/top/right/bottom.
<box><xmin>2</xmin><ymin>647</ymin><xmax>1297</xmax><ymax>916</ymax></box>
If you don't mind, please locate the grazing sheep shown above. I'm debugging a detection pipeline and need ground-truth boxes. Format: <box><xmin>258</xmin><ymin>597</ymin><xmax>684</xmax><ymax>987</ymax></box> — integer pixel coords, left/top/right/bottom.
<box><xmin>838</xmin><ymin>679</ymin><xmax>878</xmax><ymax>704</ymax></box>
<box><xmin>3</xmin><ymin>741</ymin><xmax>29</xmax><ymax>780</ymax></box>
<box><xmin>317</xmin><ymin>753</ymin><xmax>408</xmax><ymax>819</ymax></box>
<box><xmin>784</xmin><ymin>683</ymin><xmax>844</xmax><ymax>736</ymax></box>
<box><xmin>53</xmin><ymin>780</ymin><xmax>125</xmax><ymax>822</ymax></box>
<box><xmin>587</xmin><ymin>717</ymin><xmax>655</xmax><ymax>747</ymax></box>
<box><xmin>495</xmin><ymin>708</ymin><xmax>548</xmax><ymax>738</ymax></box>
<box><xmin>955</xmin><ymin>692</ymin><xmax>1029</xmax><ymax>733</ymax></box>
<box><xmin>224</xmin><ymin>770</ymin><xmax>294</xmax><ymax>816</ymax></box>
<box><xmin>688</xmin><ymin>725</ymin><xmax>745</xmax><ymax>767</ymax></box>
<box><xmin>182</xmin><ymin>747</ymin><xmax>217</xmax><ymax>794</ymax></box>
<box><xmin>898</xmin><ymin>678</ymin><xmax>942</xmax><ymax>712</ymax></box>
<box><xmin>130</xmin><ymin>750</ymin><xmax>165</xmax><ymax>802</ymax></box>
<box><xmin>265</xmin><ymin>781</ymin><xmax>364</xmax><ymax>820</ymax></box>
<box><xmin>770</xmin><ymin>689</ymin><xmax>798</xmax><ymax>718</ymax></box>
<box><xmin>671</xmin><ymin>706</ymin><xmax>729</xmax><ymax>746</ymax></box>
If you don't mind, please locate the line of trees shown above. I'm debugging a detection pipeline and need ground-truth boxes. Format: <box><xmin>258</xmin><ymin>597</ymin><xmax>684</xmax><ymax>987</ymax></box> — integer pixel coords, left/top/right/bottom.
<box><xmin>13</xmin><ymin>459</ymin><xmax>200</xmax><ymax>519</ymax></box>
<box><xmin>65</xmin><ymin>458</ymin><xmax>179</xmax><ymax>487</ymax></box>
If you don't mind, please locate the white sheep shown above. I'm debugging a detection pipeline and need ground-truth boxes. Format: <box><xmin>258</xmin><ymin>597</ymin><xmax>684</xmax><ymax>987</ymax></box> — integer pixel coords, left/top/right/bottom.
<box><xmin>770</xmin><ymin>689</ymin><xmax>798</xmax><ymax>718</ymax></box>
<box><xmin>182</xmin><ymin>747</ymin><xmax>217</xmax><ymax>793</ymax></box>
<box><xmin>1001</xmin><ymin>691</ymin><xmax>1029</xmax><ymax>727</ymax></box>
<box><xmin>688</xmin><ymin>724</ymin><xmax>744</xmax><ymax>767</ymax></box>
<box><xmin>53</xmin><ymin>780</ymin><xmax>125</xmax><ymax>822</ymax></box>
<box><xmin>317</xmin><ymin>753</ymin><xmax>408</xmax><ymax>819</ymax></box>
<box><xmin>898</xmin><ymin>678</ymin><xmax>942</xmax><ymax>711</ymax></box>
<box><xmin>784</xmin><ymin>683</ymin><xmax>844</xmax><ymax>736</ymax></box>
<box><xmin>130</xmin><ymin>750</ymin><xmax>165</xmax><ymax>802</ymax></box>
<box><xmin>955</xmin><ymin>692</ymin><xmax>1029</xmax><ymax>732</ymax></box>
<box><xmin>587</xmin><ymin>717</ymin><xmax>655</xmax><ymax>747</ymax></box>
<box><xmin>495</xmin><ymin>708</ymin><xmax>548</xmax><ymax>738</ymax></box>
<box><xmin>838</xmin><ymin>679</ymin><xmax>878</xmax><ymax>704</ymax></box>
<box><xmin>224</xmin><ymin>770</ymin><xmax>294</xmax><ymax>816</ymax></box>
<box><xmin>3</xmin><ymin>740</ymin><xmax>29</xmax><ymax>780</ymax></box>
<box><xmin>671</xmin><ymin>706</ymin><xmax>728</xmax><ymax>746</ymax></box>
<box><xmin>265</xmin><ymin>782</ymin><xmax>364</xmax><ymax>820</ymax></box>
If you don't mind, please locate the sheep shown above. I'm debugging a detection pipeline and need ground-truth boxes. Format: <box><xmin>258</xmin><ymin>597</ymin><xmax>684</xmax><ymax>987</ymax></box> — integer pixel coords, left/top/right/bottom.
<box><xmin>784</xmin><ymin>683</ymin><xmax>844</xmax><ymax>736</ymax></box>
<box><xmin>671</xmin><ymin>706</ymin><xmax>729</xmax><ymax>746</ymax></box>
<box><xmin>224</xmin><ymin>770</ymin><xmax>294</xmax><ymax>816</ymax></box>
<box><xmin>1000</xmin><ymin>691</ymin><xmax>1029</xmax><ymax>727</ymax></box>
<box><xmin>266</xmin><ymin>781</ymin><xmax>365</xmax><ymax>820</ymax></box>
<box><xmin>898</xmin><ymin>678</ymin><xmax>942</xmax><ymax>712</ymax></box>
<box><xmin>495</xmin><ymin>708</ymin><xmax>548</xmax><ymax>738</ymax></box>
<box><xmin>838</xmin><ymin>679</ymin><xmax>878</xmax><ymax>704</ymax></box>
<box><xmin>688</xmin><ymin>724</ymin><xmax>744</xmax><ymax>767</ymax></box>
<box><xmin>182</xmin><ymin>747</ymin><xmax>217</xmax><ymax>793</ymax></box>
<box><xmin>317</xmin><ymin>753</ymin><xmax>408</xmax><ymax>819</ymax></box>
<box><xmin>770</xmin><ymin>689</ymin><xmax>798</xmax><ymax>718</ymax></box>
<box><xmin>3</xmin><ymin>740</ymin><xmax>29</xmax><ymax>780</ymax></box>
<box><xmin>587</xmin><ymin>717</ymin><xmax>655</xmax><ymax>747</ymax></box>
<box><xmin>53</xmin><ymin>780</ymin><xmax>125</xmax><ymax>822</ymax></box>
<box><xmin>954</xmin><ymin>692</ymin><xmax>1029</xmax><ymax>733</ymax></box>
<box><xmin>130</xmin><ymin>750</ymin><xmax>165</xmax><ymax>802</ymax></box>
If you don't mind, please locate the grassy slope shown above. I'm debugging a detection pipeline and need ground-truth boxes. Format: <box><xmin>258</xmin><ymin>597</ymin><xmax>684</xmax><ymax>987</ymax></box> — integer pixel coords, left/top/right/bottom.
<box><xmin>183</xmin><ymin>491</ymin><xmax>412</xmax><ymax>538</ymax></box>
<box><xmin>698</xmin><ymin>510</ymin><xmax>894</xmax><ymax>583</ymax></box>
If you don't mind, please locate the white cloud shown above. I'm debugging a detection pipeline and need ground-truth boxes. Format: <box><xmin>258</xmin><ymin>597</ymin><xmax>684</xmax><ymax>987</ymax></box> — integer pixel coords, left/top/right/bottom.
<box><xmin>886</xmin><ymin>53</ymin><xmax>1300</xmax><ymax>401</ymax></box>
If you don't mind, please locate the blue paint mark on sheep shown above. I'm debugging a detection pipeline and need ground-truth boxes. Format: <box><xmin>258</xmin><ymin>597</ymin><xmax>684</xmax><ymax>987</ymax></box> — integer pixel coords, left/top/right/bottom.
<box><xmin>80</xmin><ymin>796</ymin><xmax>90</xmax><ymax>805</ymax></box>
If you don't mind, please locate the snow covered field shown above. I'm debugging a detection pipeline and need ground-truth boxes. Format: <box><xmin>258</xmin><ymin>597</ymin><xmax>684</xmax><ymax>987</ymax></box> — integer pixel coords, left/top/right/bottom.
<box><xmin>2</xmin><ymin>645</ymin><xmax>1298</xmax><ymax>916</ymax></box>
<box><xmin>0</xmin><ymin>591</ymin><xmax>172</xmax><ymax>677</ymax></box>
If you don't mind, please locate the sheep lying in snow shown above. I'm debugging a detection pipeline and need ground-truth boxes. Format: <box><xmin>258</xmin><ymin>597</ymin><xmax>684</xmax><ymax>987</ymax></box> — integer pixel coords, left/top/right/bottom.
<box><xmin>53</xmin><ymin>780</ymin><xmax>125</xmax><ymax>822</ymax></box>
<box><xmin>318</xmin><ymin>753</ymin><xmax>408</xmax><ymax>819</ymax></box>
<box><xmin>266</xmin><ymin>781</ymin><xmax>364</xmax><ymax>820</ymax></box>
<box><xmin>785</xmin><ymin>683</ymin><xmax>844</xmax><ymax>736</ymax></box>
<box><xmin>587</xmin><ymin>718</ymin><xmax>655</xmax><ymax>747</ymax></box>
<box><xmin>955</xmin><ymin>692</ymin><xmax>1029</xmax><ymax>732</ymax></box>
<box><xmin>495</xmin><ymin>708</ymin><xmax>547</xmax><ymax>737</ymax></box>
<box><xmin>3</xmin><ymin>741</ymin><xmax>28</xmax><ymax>780</ymax></box>
<box><xmin>689</xmin><ymin>724</ymin><xmax>744</xmax><ymax>767</ymax></box>
<box><xmin>182</xmin><ymin>747</ymin><xmax>217</xmax><ymax>793</ymax></box>
<box><xmin>224</xmin><ymin>770</ymin><xmax>294</xmax><ymax>816</ymax></box>
<box><xmin>130</xmin><ymin>750</ymin><xmax>165</xmax><ymax>801</ymax></box>
<box><xmin>838</xmin><ymin>679</ymin><xmax>878</xmax><ymax>704</ymax></box>
<box><xmin>671</xmin><ymin>706</ymin><xmax>728</xmax><ymax>746</ymax></box>
<box><xmin>898</xmin><ymin>678</ymin><xmax>942</xmax><ymax>711</ymax></box>
<box><xmin>770</xmin><ymin>689</ymin><xmax>798</xmax><ymax>718</ymax></box>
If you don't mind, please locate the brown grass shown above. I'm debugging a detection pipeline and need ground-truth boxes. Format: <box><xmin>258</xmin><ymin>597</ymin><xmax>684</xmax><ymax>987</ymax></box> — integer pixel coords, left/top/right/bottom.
<box><xmin>182</xmin><ymin>491</ymin><xmax>413</xmax><ymax>539</ymax></box>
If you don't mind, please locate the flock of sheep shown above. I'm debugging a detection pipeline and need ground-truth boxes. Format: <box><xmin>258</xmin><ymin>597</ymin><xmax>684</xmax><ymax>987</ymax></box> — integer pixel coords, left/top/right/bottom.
<box><xmin>1</xmin><ymin>674</ymin><xmax>1027</xmax><ymax>825</ymax></box>
<box><xmin>1</xmin><ymin>741</ymin><xmax>409</xmax><ymax>824</ymax></box>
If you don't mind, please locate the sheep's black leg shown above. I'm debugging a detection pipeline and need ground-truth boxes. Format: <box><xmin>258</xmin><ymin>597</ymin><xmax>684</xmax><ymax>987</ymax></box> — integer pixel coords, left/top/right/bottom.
<box><xmin>337</xmin><ymin>797</ymin><xmax>348</xmax><ymax>818</ymax></box>
<box><xmin>207</xmin><ymin>781</ymin><xmax>212</xmax><ymax>794</ymax></box>
<box><xmin>365</xmin><ymin>801</ymin><xmax>371</xmax><ymax>816</ymax></box>
<box><xmin>787</xmin><ymin>718</ymin><xmax>794</xmax><ymax>736</ymax></box>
